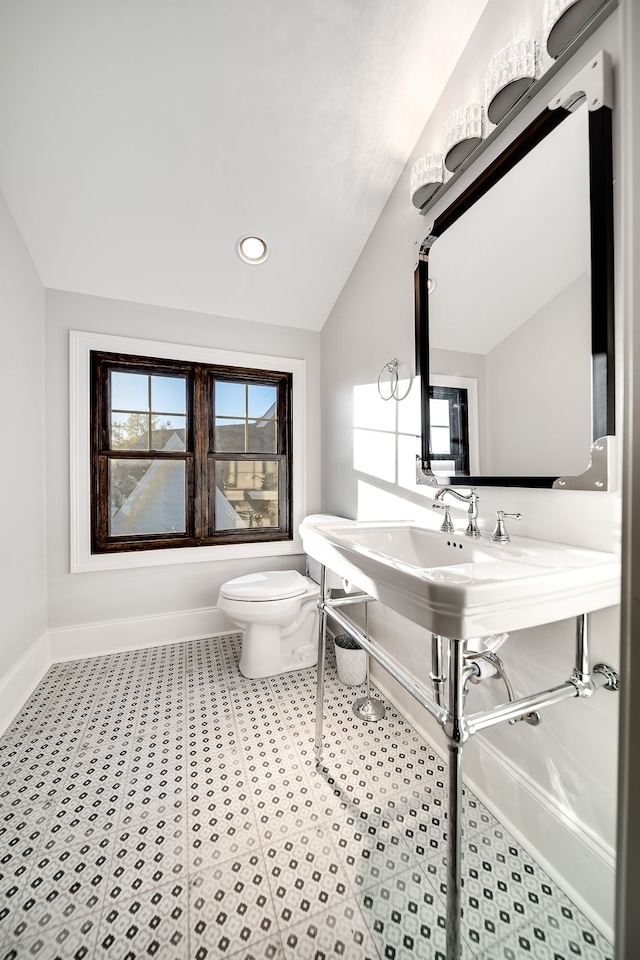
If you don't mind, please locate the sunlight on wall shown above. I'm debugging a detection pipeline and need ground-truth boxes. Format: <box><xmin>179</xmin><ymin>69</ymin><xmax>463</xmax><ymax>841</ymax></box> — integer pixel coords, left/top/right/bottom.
<box><xmin>356</xmin><ymin>479</ymin><xmax>433</xmax><ymax>523</ymax></box>
<box><xmin>353</xmin><ymin>429</ymin><xmax>396</xmax><ymax>482</ymax></box>
<box><xmin>353</xmin><ymin>377</ymin><xmax>435</xmax><ymax>500</ymax></box>
<box><xmin>352</xmin><ymin>382</ymin><xmax>397</xmax><ymax>482</ymax></box>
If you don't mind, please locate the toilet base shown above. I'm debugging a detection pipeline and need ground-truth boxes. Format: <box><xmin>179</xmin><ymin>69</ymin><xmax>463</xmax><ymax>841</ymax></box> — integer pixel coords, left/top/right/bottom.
<box><xmin>238</xmin><ymin>610</ymin><xmax>318</xmax><ymax>679</ymax></box>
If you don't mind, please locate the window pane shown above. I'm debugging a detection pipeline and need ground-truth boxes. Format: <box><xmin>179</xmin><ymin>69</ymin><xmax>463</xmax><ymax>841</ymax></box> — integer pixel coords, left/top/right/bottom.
<box><xmin>215</xmin><ymin>461</ymin><xmax>279</xmax><ymax>530</ymax></box>
<box><xmin>247</xmin><ymin>419</ymin><xmax>276</xmax><ymax>453</ymax></box>
<box><xmin>215</xmin><ymin>418</ymin><xmax>246</xmax><ymax>452</ymax></box>
<box><xmin>150</xmin><ymin>415</ymin><xmax>186</xmax><ymax>451</ymax></box>
<box><xmin>111</xmin><ymin>412</ymin><xmax>150</xmax><ymax>450</ymax></box>
<box><xmin>430</xmin><ymin>426</ymin><xmax>451</xmax><ymax>454</ymax></box>
<box><xmin>430</xmin><ymin>398</ymin><xmax>450</xmax><ymax>427</ymax></box>
<box><xmin>109</xmin><ymin>459</ymin><xmax>185</xmax><ymax>536</ymax></box>
<box><xmin>215</xmin><ymin>381</ymin><xmax>246</xmax><ymax>417</ymax></box>
<box><xmin>111</xmin><ymin>372</ymin><xmax>149</xmax><ymax>412</ymax></box>
<box><xmin>248</xmin><ymin>384</ymin><xmax>277</xmax><ymax>418</ymax></box>
<box><xmin>432</xmin><ymin>460</ymin><xmax>456</xmax><ymax>475</ymax></box>
<box><xmin>151</xmin><ymin>376</ymin><xmax>186</xmax><ymax>415</ymax></box>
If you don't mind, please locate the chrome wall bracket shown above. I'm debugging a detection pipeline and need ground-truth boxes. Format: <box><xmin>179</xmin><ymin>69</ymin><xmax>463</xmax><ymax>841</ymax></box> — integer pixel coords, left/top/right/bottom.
<box><xmin>594</xmin><ymin>662</ymin><xmax>620</xmax><ymax>691</ymax></box>
<box><xmin>553</xmin><ymin>436</ymin><xmax>613</xmax><ymax>491</ymax></box>
<box><xmin>416</xmin><ymin>455</ymin><xmax>439</xmax><ymax>486</ymax></box>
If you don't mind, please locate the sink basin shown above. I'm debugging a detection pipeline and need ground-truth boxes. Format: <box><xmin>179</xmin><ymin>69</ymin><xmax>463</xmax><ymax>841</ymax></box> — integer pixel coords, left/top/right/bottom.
<box><xmin>299</xmin><ymin>516</ymin><xmax>620</xmax><ymax>639</ymax></box>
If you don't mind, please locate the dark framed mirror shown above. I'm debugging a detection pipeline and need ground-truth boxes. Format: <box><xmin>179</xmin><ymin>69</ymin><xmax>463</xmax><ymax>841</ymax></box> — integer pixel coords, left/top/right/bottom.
<box><xmin>415</xmin><ymin>53</ymin><xmax>614</xmax><ymax>490</ymax></box>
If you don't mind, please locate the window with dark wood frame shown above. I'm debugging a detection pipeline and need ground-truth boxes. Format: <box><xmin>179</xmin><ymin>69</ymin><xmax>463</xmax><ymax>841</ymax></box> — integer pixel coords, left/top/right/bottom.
<box><xmin>91</xmin><ymin>351</ymin><xmax>292</xmax><ymax>553</ymax></box>
<box><xmin>428</xmin><ymin>385</ymin><xmax>470</xmax><ymax>475</ymax></box>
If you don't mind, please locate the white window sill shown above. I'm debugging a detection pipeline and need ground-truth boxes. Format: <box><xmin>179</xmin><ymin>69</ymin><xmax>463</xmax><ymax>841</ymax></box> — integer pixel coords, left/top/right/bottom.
<box><xmin>72</xmin><ymin>538</ymin><xmax>304</xmax><ymax>573</ymax></box>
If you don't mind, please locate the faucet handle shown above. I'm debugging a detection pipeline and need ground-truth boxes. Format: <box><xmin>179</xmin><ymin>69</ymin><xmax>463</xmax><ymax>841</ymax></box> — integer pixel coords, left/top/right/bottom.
<box><xmin>433</xmin><ymin>502</ymin><xmax>454</xmax><ymax>533</ymax></box>
<box><xmin>490</xmin><ymin>510</ymin><xmax>522</xmax><ymax>543</ymax></box>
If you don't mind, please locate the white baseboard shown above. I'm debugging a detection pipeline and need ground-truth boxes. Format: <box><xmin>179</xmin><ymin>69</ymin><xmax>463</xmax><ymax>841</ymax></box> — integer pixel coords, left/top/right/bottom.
<box><xmin>0</xmin><ymin>632</ymin><xmax>51</xmax><ymax>734</ymax></box>
<box><xmin>48</xmin><ymin>606</ymin><xmax>233</xmax><ymax>661</ymax></box>
<box><xmin>373</xmin><ymin>673</ymin><xmax>615</xmax><ymax>942</ymax></box>
<box><xmin>0</xmin><ymin>607</ymin><xmax>235</xmax><ymax>734</ymax></box>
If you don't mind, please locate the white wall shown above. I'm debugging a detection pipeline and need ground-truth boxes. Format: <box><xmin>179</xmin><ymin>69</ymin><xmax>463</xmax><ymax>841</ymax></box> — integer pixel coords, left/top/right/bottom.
<box><xmin>485</xmin><ymin>273</ymin><xmax>592</xmax><ymax>475</ymax></box>
<box><xmin>0</xmin><ymin>190</ymin><xmax>48</xmax><ymax>700</ymax></box>
<box><xmin>44</xmin><ymin>290</ymin><xmax>322</xmax><ymax>640</ymax></box>
<box><xmin>321</xmin><ymin>1</ymin><xmax>621</xmax><ymax>936</ymax></box>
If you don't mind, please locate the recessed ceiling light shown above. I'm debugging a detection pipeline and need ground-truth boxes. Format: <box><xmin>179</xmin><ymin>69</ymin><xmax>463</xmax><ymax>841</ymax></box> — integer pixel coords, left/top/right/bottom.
<box><xmin>236</xmin><ymin>235</ymin><xmax>269</xmax><ymax>264</ymax></box>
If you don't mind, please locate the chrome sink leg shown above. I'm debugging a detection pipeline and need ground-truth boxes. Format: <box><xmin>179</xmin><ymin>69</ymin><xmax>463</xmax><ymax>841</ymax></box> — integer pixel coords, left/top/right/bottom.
<box><xmin>314</xmin><ymin>565</ymin><xmax>328</xmax><ymax>764</ymax></box>
<box><xmin>445</xmin><ymin>638</ymin><xmax>468</xmax><ymax>960</ymax></box>
<box><xmin>353</xmin><ymin>603</ymin><xmax>386</xmax><ymax>721</ymax></box>
<box><xmin>430</xmin><ymin>634</ymin><xmax>447</xmax><ymax>707</ymax></box>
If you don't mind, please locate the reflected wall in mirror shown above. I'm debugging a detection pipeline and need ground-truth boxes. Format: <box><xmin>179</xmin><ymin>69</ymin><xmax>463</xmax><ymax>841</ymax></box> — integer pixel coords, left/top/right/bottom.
<box><xmin>415</xmin><ymin>59</ymin><xmax>615</xmax><ymax>490</ymax></box>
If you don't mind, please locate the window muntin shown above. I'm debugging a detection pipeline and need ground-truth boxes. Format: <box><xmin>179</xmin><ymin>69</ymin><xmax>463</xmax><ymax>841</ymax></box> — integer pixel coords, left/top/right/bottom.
<box><xmin>91</xmin><ymin>352</ymin><xmax>291</xmax><ymax>553</ymax></box>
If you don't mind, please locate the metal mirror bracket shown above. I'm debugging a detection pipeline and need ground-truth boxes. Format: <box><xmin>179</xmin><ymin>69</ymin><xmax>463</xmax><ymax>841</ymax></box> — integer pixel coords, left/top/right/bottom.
<box><xmin>553</xmin><ymin>436</ymin><xmax>613</xmax><ymax>490</ymax></box>
<box><xmin>415</xmin><ymin>50</ymin><xmax>615</xmax><ymax>492</ymax></box>
<box><xmin>548</xmin><ymin>48</ymin><xmax>613</xmax><ymax>112</ymax></box>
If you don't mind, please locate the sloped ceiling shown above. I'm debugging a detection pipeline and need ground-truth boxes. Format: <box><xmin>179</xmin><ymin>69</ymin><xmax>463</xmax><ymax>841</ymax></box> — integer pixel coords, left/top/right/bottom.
<box><xmin>0</xmin><ymin>1</ymin><xmax>487</xmax><ymax>330</ymax></box>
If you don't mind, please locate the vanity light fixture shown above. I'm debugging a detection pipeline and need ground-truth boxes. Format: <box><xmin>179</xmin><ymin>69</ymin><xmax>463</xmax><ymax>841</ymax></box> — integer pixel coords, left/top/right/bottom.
<box><xmin>410</xmin><ymin>153</ymin><xmax>445</xmax><ymax>209</ymax></box>
<box><xmin>442</xmin><ymin>103</ymin><xmax>485</xmax><ymax>173</ymax></box>
<box><xmin>544</xmin><ymin>0</ymin><xmax>606</xmax><ymax>59</ymax></box>
<box><xmin>236</xmin><ymin>234</ymin><xmax>269</xmax><ymax>264</ymax></box>
<box><xmin>486</xmin><ymin>39</ymin><xmax>540</xmax><ymax>124</ymax></box>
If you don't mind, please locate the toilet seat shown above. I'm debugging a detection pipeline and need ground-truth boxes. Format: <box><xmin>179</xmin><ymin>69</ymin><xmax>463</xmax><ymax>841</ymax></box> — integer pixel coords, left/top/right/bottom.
<box><xmin>219</xmin><ymin>570</ymin><xmax>308</xmax><ymax>602</ymax></box>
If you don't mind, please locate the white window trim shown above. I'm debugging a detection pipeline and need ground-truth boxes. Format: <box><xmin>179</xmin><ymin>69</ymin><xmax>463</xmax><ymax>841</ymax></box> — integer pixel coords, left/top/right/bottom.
<box><xmin>70</xmin><ymin>330</ymin><xmax>306</xmax><ymax>573</ymax></box>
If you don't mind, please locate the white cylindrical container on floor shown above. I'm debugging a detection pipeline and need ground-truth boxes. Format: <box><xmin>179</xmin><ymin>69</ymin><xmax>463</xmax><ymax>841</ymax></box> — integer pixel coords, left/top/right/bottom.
<box><xmin>334</xmin><ymin>634</ymin><xmax>367</xmax><ymax>686</ymax></box>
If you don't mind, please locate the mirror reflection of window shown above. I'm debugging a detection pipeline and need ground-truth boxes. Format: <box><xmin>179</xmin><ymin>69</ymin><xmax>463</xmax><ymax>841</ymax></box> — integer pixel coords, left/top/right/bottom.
<box><xmin>428</xmin><ymin>386</ymin><xmax>470</xmax><ymax>475</ymax></box>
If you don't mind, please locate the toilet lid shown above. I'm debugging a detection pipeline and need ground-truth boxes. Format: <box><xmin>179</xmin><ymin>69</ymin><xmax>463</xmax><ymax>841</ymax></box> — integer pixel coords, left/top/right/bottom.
<box><xmin>220</xmin><ymin>570</ymin><xmax>308</xmax><ymax>601</ymax></box>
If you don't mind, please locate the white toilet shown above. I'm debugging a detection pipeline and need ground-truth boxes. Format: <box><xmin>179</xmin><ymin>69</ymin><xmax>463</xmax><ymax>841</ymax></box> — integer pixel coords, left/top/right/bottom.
<box><xmin>217</xmin><ymin>568</ymin><xmax>320</xmax><ymax>679</ymax></box>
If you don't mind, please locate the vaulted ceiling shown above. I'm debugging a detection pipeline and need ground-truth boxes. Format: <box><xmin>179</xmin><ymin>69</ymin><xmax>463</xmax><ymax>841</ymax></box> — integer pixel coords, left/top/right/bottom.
<box><xmin>0</xmin><ymin>1</ymin><xmax>487</xmax><ymax>330</ymax></box>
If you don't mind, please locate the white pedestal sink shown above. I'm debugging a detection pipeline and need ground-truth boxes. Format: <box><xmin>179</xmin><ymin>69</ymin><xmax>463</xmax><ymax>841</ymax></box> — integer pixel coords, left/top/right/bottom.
<box><xmin>302</xmin><ymin>514</ymin><xmax>620</xmax><ymax>959</ymax></box>
<box><xmin>300</xmin><ymin>515</ymin><xmax>620</xmax><ymax>638</ymax></box>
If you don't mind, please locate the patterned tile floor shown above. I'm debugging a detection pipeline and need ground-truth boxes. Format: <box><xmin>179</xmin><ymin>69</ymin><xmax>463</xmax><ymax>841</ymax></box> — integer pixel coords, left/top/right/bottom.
<box><xmin>0</xmin><ymin>635</ymin><xmax>614</xmax><ymax>960</ymax></box>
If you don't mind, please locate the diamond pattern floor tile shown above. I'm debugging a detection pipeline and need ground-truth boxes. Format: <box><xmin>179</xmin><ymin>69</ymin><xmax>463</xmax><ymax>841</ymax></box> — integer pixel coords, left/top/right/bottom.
<box><xmin>0</xmin><ymin>634</ymin><xmax>615</xmax><ymax>959</ymax></box>
<box><xmin>3</xmin><ymin>835</ymin><xmax>112</xmax><ymax>948</ymax></box>
<box><xmin>264</xmin><ymin>828</ymin><xmax>350</xmax><ymax>930</ymax></box>
<box><xmin>357</xmin><ymin>866</ymin><xmax>450</xmax><ymax>959</ymax></box>
<box><xmin>95</xmin><ymin>880</ymin><xmax>188</xmax><ymax>959</ymax></box>
<box><xmin>189</xmin><ymin>851</ymin><xmax>278</xmax><ymax>957</ymax></box>
<box><xmin>0</xmin><ymin>912</ymin><xmax>100</xmax><ymax>960</ymax></box>
<box><xmin>282</xmin><ymin>897</ymin><xmax>379</xmax><ymax>960</ymax></box>
<box><xmin>477</xmin><ymin>890</ymin><xmax>615</xmax><ymax>960</ymax></box>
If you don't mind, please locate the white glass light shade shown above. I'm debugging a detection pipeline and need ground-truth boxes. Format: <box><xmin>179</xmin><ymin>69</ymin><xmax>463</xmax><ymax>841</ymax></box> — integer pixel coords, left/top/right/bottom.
<box><xmin>443</xmin><ymin>104</ymin><xmax>485</xmax><ymax>173</ymax></box>
<box><xmin>544</xmin><ymin>0</ymin><xmax>606</xmax><ymax>59</ymax></box>
<box><xmin>410</xmin><ymin>153</ymin><xmax>444</xmax><ymax>209</ymax></box>
<box><xmin>486</xmin><ymin>39</ymin><xmax>539</xmax><ymax>125</ymax></box>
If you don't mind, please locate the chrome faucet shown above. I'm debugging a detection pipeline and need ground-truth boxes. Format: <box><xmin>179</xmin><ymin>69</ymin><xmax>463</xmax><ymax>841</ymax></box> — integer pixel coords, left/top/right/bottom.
<box><xmin>490</xmin><ymin>510</ymin><xmax>522</xmax><ymax>543</ymax></box>
<box><xmin>434</xmin><ymin>487</ymin><xmax>481</xmax><ymax>538</ymax></box>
